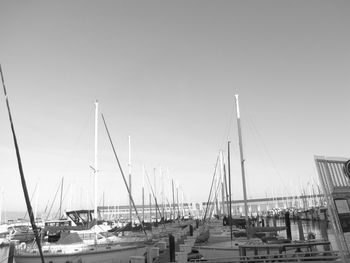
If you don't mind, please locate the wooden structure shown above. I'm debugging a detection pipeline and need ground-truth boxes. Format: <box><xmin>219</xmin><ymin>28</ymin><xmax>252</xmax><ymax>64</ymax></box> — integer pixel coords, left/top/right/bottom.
<box><xmin>315</xmin><ymin>155</ymin><xmax>350</xmax><ymax>263</ymax></box>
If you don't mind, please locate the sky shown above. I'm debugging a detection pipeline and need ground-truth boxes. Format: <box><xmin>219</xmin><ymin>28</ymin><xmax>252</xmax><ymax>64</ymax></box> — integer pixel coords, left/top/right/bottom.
<box><xmin>0</xmin><ymin>1</ymin><xmax>349</xmax><ymax>213</ymax></box>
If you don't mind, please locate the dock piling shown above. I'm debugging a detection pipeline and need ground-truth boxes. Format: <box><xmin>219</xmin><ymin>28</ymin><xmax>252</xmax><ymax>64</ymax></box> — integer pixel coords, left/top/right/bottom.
<box><xmin>169</xmin><ymin>234</ymin><xmax>175</xmax><ymax>262</ymax></box>
<box><xmin>7</xmin><ymin>242</ymin><xmax>15</xmax><ymax>263</ymax></box>
<box><xmin>189</xmin><ymin>224</ymin><xmax>193</xmax><ymax>236</ymax></box>
<box><xmin>297</xmin><ymin>220</ymin><xmax>305</xmax><ymax>241</ymax></box>
<box><xmin>285</xmin><ymin>211</ymin><xmax>292</xmax><ymax>240</ymax></box>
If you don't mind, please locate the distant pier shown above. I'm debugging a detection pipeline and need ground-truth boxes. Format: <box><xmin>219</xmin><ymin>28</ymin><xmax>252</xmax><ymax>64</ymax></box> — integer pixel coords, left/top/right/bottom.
<box><xmin>98</xmin><ymin>194</ymin><xmax>324</xmax><ymax>220</ymax></box>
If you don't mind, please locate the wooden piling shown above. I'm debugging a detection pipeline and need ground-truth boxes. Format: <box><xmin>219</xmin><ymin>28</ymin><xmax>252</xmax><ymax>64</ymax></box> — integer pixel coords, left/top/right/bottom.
<box><xmin>7</xmin><ymin>242</ymin><xmax>15</xmax><ymax>263</ymax></box>
<box><xmin>285</xmin><ymin>211</ymin><xmax>292</xmax><ymax>240</ymax></box>
<box><xmin>297</xmin><ymin>220</ymin><xmax>305</xmax><ymax>241</ymax></box>
<box><xmin>169</xmin><ymin>233</ymin><xmax>175</xmax><ymax>262</ymax></box>
<box><xmin>189</xmin><ymin>224</ymin><xmax>193</xmax><ymax>236</ymax></box>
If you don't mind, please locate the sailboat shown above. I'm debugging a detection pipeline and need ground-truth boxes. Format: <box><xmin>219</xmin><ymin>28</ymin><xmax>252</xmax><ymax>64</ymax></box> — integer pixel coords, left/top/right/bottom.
<box><xmin>194</xmin><ymin>95</ymin><xmax>294</xmax><ymax>259</ymax></box>
<box><xmin>8</xmin><ymin>100</ymin><xmax>149</xmax><ymax>263</ymax></box>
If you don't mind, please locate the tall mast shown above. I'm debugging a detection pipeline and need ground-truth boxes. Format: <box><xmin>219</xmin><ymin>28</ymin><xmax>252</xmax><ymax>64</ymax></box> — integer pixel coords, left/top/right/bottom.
<box><xmin>34</xmin><ymin>181</ymin><xmax>39</xmax><ymax>221</ymax></box>
<box><xmin>94</xmin><ymin>101</ymin><xmax>98</xmax><ymax>222</ymax></box>
<box><xmin>103</xmin><ymin>191</ymin><xmax>105</xmax><ymax>209</ymax></box>
<box><xmin>176</xmin><ymin>186</ymin><xmax>179</xmax><ymax>219</ymax></box>
<box><xmin>220</xmin><ymin>149</ymin><xmax>230</xmax><ymax>215</ymax></box>
<box><xmin>142</xmin><ymin>165</ymin><xmax>145</xmax><ymax>222</ymax></box>
<box><xmin>1</xmin><ymin>65</ymin><xmax>45</xmax><ymax>263</ymax></box>
<box><xmin>0</xmin><ymin>188</ymin><xmax>3</xmax><ymax>224</ymax></box>
<box><xmin>59</xmin><ymin>177</ymin><xmax>63</xmax><ymax>219</ymax></box>
<box><xmin>154</xmin><ymin>168</ymin><xmax>158</xmax><ymax>224</ymax></box>
<box><xmin>128</xmin><ymin>135</ymin><xmax>132</xmax><ymax>224</ymax></box>
<box><xmin>149</xmin><ymin>193</ymin><xmax>152</xmax><ymax>222</ymax></box>
<box><xmin>102</xmin><ymin>115</ymin><xmax>147</xmax><ymax>236</ymax></box>
<box><xmin>234</xmin><ymin>95</ymin><xmax>249</xmax><ymax>233</ymax></box>
<box><xmin>219</xmin><ymin>151</ymin><xmax>226</xmax><ymax>215</ymax></box>
<box><xmin>68</xmin><ymin>183</ymin><xmax>72</xmax><ymax>211</ymax></box>
<box><xmin>228</xmin><ymin>142</ymin><xmax>233</xmax><ymax>240</ymax></box>
<box><xmin>172</xmin><ymin>179</ymin><xmax>175</xmax><ymax>221</ymax></box>
<box><xmin>221</xmin><ymin>183</ymin><xmax>225</xmax><ymax>216</ymax></box>
<box><xmin>160</xmin><ymin>166</ymin><xmax>164</xmax><ymax>219</ymax></box>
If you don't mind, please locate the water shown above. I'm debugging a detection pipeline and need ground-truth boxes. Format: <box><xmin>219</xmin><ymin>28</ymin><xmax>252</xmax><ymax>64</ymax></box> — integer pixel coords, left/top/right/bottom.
<box><xmin>0</xmin><ymin>219</ymin><xmax>338</xmax><ymax>262</ymax></box>
<box><xmin>266</xmin><ymin>218</ymin><xmax>338</xmax><ymax>250</ymax></box>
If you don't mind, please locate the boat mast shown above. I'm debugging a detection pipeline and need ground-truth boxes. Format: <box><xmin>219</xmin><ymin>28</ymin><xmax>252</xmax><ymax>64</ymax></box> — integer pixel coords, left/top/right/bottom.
<box><xmin>219</xmin><ymin>150</ymin><xmax>226</xmax><ymax>215</ymax></box>
<box><xmin>142</xmin><ymin>165</ymin><xmax>145</xmax><ymax>222</ymax></box>
<box><xmin>154</xmin><ymin>168</ymin><xmax>158</xmax><ymax>224</ymax></box>
<box><xmin>172</xmin><ymin>179</ymin><xmax>175</xmax><ymax>221</ymax></box>
<box><xmin>59</xmin><ymin>177</ymin><xmax>63</xmax><ymax>219</ymax></box>
<box><xmin>128</xmin><ymin>135</ymin><xmax>132</xmax><ymax>224</ymax></box>
<box><xmin>176</xmin><ymin>186</ymin><xmax>180</xmax><ymax>219</ymax></box>
<box><xmin>0</xmin><ymin>188</ymin><xmax>2</xmax><ymax>224</ymax></box>
<box><xmin>160</xmin><ymin>166</ymin><xmax>164</xmax><ymax>220</ymax></box>
<box><xmin>234</xmin><ymin>95</ymin><xmax>250</xmax><ymax>233</ymax></box>
<box><xmin>94</xmin><ymin>101</ymin><xmax>99</xmax><ymax>223</ymax></box>
<box><xmin>149</xmin><ymin>193</ymin><xmax>152</xmax><ymax>223</ymax></box>
<box><xmin>221</xmin><ymin>151</ymin><xmax>230</xmax><ymax>217</ymax></box>
<box><xmin>1</xmin><ymin>65</ymin><xmax>45</xmax><ymax>263</ymax></box>
<box><xmin>144</xmin><ymin>168</ymin><xmax>166</xmax><ymax>228</ymax></box>
<box><xmin>203</xmin><ymin>155</ymin><xmax>219</xmax><ymax>221</ymax></box>
<box><xmin>227</xmin><ymin>142</ymin><xmax>233</xmax><ymax>240</ymax></box>
<box><xmin>102</xmin><ymin>115</ymin><xmax>148</xmax><ymax>236</ymax></box>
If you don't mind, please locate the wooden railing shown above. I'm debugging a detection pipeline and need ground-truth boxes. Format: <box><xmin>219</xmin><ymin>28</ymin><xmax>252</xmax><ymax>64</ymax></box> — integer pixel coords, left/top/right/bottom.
<box><xmin>189</xmin><ymin>250</ymin><xmax>341</xmax><ymax>262</ymax></box>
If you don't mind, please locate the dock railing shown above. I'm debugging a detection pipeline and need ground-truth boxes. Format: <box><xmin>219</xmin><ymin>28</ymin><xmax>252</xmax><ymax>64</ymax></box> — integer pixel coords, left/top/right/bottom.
<box><xmin>189</xmin><ymin>250</ymin><xmax>341</xmax><ymax>262</ymax></box>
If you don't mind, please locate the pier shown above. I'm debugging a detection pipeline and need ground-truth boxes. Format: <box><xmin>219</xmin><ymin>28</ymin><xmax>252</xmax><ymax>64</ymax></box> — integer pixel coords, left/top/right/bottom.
<box><xmin>98</xmin><ymin>194</ymin><xmax>324</xmax><ymax>220</ymax></box>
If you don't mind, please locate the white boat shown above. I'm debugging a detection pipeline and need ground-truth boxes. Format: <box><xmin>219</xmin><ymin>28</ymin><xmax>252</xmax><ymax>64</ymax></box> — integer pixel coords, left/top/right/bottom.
<box><xmin>8</xmin><ymin>101</ymin><xmax>151</xmax><ymax>262</ymax></box>
<box><xmin>8</xmin><ymin>224</ymin><xmax>35</xmax><ymax>243</ymax></box>
<box><xmin>0</xmin><ymin>232</ymin><xmax>9</xmax><ymax>247</ymax></box>
<box><xmin>14</xmin><ymin>233</ymin><xmax>148</xmax><ymax>263</ymax></box>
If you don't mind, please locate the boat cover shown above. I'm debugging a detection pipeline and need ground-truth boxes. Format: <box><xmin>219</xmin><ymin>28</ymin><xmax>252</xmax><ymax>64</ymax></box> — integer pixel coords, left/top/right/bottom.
<box><xmin>56</xmin><ymin>232</ymin><xmax>83</xmax><ymax>244</ymax></box>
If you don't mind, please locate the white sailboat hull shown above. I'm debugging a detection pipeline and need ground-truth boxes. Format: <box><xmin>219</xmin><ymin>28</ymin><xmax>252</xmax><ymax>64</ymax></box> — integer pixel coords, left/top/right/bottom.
<box><xmin>15</xmin><ymin>243</ymin><xmax>147</xmax><ymax>263</ymax></box>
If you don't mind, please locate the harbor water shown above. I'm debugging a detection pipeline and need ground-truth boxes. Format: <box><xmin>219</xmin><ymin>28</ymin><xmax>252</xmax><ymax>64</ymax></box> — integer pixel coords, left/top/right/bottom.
<box><xmin>269</xmin><ymin>218</ymin><xmax>338</xmax><ymax>250</ymax></box>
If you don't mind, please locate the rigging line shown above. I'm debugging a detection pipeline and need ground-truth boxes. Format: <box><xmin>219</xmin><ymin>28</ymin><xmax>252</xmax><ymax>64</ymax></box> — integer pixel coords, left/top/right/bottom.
<box><xmin>43</xmin><ymin>198</ymin><xmax>50</xmax><ymax>213</ymax></box>
<box><xmin>101</xmin><ymin>113</ymin><xmax>148</xmax><ymax>237</ymax></box>
<box><xmin>164</xmin><ymin>197</ymin><xmax>175</xmax><ymax>219</ymax></box>
<box><xmin>244</xmin><ymin>114</ymin><xmax>286</xmax><ymax>198</ymax></box>
<box><xmin>209</xmin><ymin>172</ymin><xmax>222</xmax><ymax>218</ymax></box>
<box><xmin>60</xmin><ymin>183</ymin><xmax>71</xmax><ymax>206</ymax></box>
<box><xmin>178</xmin><ymin>185</ymin><xmax>189</xmax><ymax>208</ymax></box>
<box><xmin>209</xmin><ymin>172</ymin><xmax>220</xmax><ymax>207</ymax></box>
<box><xmin>223</xmin><ymin>163</ymin><xmax>230</xmax><ymax>214</ymax></box>
<box><xmin>53</xmin><ymin>183</ymin><xmax>71</xmax><ymax>219</ymax></box>
<box><xmin>219</xmin><ymin>103</ymin><xmax>235</xmax><ymax>151</ymax></box>
<box><xmin>246</xmin><ymin>113</ymin><xmax>283</xmax><ymax>181</ymax></box>
<box><xmin>60</xmin><ymin>106</ymin><xmax>94</xmax><ymax>176</ymax></box>
<box><xmin>45</xmin><ymin>179</ymin><xmax>62</xmax><ymax>221</ymax></box>
<box><xmin>177</xmin><ymin>186</ymin><xmax>190</xmax><ymax>215</ymax></box>
<box><xmin>0</xmin><ymin>65</ymin><xmax>45</xmax><ymax>263</ymax></box>
<box><xmin>144</xmin><ymin>168</ymin><xmax>167</xmax><ymax>229</ymax></box>
<box><xmin>143</xmin><ymin>165</ymin><xmax>152</xmax><ymax>194</ymax></box>
<box><xmin>23</xmin><ymin>180</ymin><xmax>39</xmax><ymax>219</ymax></box>
<box><xmin>0</xmin><ymin>255</ymin><xmax>9</xmax><ymax>263</ymax></box>
<box><xmin>208</xmin><ymin>181</ymin><xmax>220</xmax><ymax>219</ymax></box>
<box><xmin>203</xmin><ymin>154</ymin><xmax>220</xmax><ymax>221</ymax></box>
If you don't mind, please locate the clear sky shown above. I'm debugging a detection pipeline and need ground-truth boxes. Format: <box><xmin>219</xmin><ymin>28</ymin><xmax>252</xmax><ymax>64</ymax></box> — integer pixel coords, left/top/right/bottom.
<box><xmin>0</xmin><ymin>1</ymin><xmax>349</xmax><ymax>213</ymax></box>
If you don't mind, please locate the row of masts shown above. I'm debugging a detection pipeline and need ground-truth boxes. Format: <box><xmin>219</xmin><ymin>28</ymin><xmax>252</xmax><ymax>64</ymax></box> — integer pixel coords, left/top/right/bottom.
<box><xmin>92</xmin><ymin>101</ymin><xmax>188</xmax><ymax>225</ymax></box>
